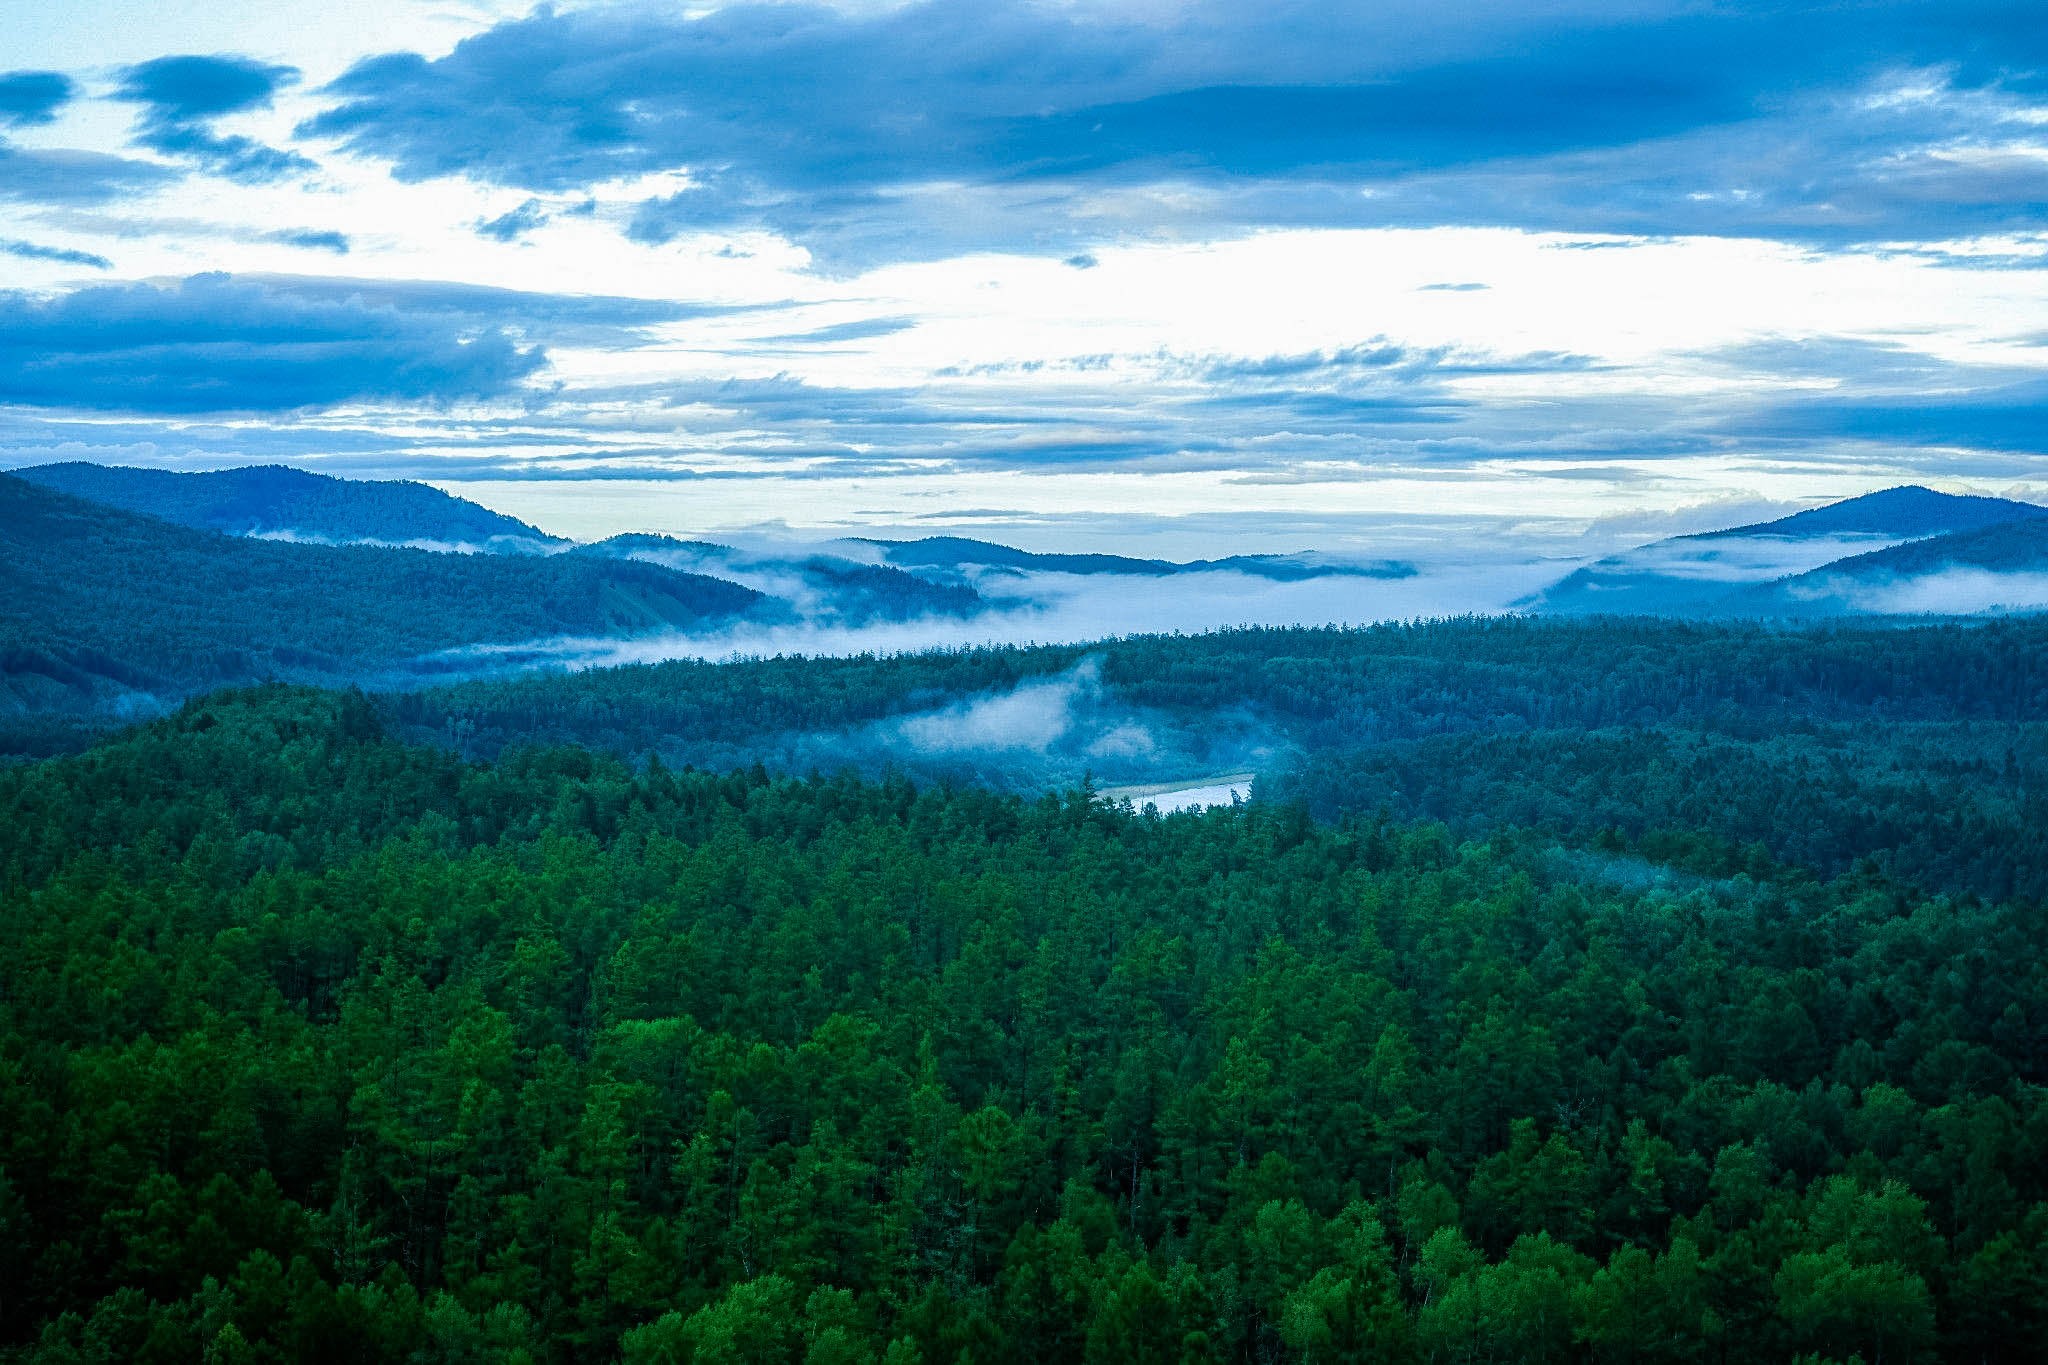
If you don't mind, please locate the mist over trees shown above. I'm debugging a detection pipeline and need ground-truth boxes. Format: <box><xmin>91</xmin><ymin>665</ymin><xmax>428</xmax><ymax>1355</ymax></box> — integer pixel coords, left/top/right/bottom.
<box><xmin>378</xmin><ymin>617</ymin><xmax>2048</xmax><ymax>904</ymax></box>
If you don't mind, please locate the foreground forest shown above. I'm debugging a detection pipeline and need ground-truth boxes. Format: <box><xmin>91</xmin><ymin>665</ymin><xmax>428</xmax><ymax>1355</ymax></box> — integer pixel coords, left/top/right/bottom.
<box><xmin>1</xmin><ymin>688</ymin><xmax>2043</xmax><ymax>1362</ymax></box>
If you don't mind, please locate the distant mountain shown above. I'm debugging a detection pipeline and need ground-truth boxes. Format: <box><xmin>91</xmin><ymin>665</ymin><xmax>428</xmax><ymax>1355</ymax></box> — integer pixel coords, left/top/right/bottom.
<box><xmin>1531</xmin><ymin>486</ymin><xmax>2048</xmax><ymax>616</ymax></box>
<box><xmin>8</xmin><ymin>462</ymin><xmax>562</xmax><ymax>551</ymax></box>
<box><xmin>862</xmin><ymin>536</ymin><xmax>1180</xmax><ymax>576</ymax></box>
<box><xmin>1740</xmin><ymin>517</ymin><xmax>2048</xmax><ymax>616</ymax></box>
<box><xmin>0</xmin><ymin>476</ymin><xmax>760</xmax><ymax>731</ymax></box>
<box><xmin>1692</xmin><ymin>485</ymin><xmax>2048</xmax><ymax>541</ymax></box>
<box><xmin>1528</xmin><ymin>539</ymin><xmax>1860</xmax><ymax>616</ymax></box>
<box><xmin>861</xmin><ymin>535</ymin><xmax>1414</xmax><ymax>581</ymax></box>
<box><xmin>1195</xmin><ymin>553</ymin><xmax>1417</xmax><ymax>582</ymax></box>
<box><xmin>579</xmin><ymin>534</ymin><xmax>986</xmax><ymax>623</ymax></box>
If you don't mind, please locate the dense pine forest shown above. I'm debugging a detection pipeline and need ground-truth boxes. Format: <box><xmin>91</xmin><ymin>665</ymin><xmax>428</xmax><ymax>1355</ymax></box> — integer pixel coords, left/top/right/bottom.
<box><xmin>385</xmin><ymin>618</ymin><xmax>2048</xmax><ymax>904</ymax></box>
<box><xmin>2</xmin><ymin>686</ymin><xmax>2044</xmax><ymax>1362</ymax></box>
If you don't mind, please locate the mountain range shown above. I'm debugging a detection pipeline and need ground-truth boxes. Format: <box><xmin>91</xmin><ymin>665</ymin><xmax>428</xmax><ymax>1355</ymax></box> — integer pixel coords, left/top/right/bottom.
<box><xmin>9</xmin><ymin>462</ymin><xmax>2048</xmax><ymax>755</ymax></box>
<box><xmin>858</xmin><ymin>535</ymin><xmax>1417</xmax><ymax>582</ymax></box>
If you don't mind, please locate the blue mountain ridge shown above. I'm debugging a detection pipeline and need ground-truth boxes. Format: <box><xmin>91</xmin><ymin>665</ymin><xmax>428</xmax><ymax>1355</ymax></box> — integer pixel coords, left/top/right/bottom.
<box><xmin>10</xmin><ymin>462</ymin><xmax>563</xmax><ymax>549</ymax></box>
<box><xmin>1531</xmin><ymin>486</ymin><xmax>2048</xmax><ymax>617</ymax></box>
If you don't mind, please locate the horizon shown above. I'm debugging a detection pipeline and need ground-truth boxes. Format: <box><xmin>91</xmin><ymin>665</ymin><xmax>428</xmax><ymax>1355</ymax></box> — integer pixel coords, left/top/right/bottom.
<box><xmin>1</xmin><ymin>456</ymin><xmax>2027</xmax><ymax>560</ymax></box>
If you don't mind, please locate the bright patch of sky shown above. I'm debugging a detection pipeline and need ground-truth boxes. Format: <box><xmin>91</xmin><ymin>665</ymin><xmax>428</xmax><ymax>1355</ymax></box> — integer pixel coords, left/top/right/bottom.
<box><xmin>3</xmin><ymin>0</ymin><xmax>2047</xmax><ymax>552</ymax></box>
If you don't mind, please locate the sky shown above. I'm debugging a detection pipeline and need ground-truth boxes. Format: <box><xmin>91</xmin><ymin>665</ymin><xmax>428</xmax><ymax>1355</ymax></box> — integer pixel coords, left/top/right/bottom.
<box><xmin>3</xmin><ymin>0</ymin><xmax>2047</xmax><ymax>553</ymax></box>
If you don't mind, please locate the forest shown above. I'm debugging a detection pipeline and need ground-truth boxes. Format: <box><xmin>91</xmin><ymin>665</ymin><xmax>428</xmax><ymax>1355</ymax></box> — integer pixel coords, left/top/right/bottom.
<box><xmin>1</xmin><ymin>685</ymin><xmax>2043</xmax><ymax>1362</ymax></box>
<box><xmin>0</xmin><ymin>475</ymin><xmax>761</xmax><ymax>752</ymax></box>
<box><xmin>383</xmin><ymin>617</ymin><xmax>2048</xmax><ymax>904</ymax></box>
<box><xmin>5</xmin><ymin>464</ymin><xmax>562</xmax><ymax>550</ymax></box>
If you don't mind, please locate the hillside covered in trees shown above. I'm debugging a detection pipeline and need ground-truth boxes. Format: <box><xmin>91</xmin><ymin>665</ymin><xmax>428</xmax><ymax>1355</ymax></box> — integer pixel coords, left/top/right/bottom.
<box><xmin>0</xmin><ymin>476</ymin><xmax>761</xmax><ymax>751</ymax></box>
<box><xmin>7</xmin><ymin>463</ymin><xmax>563</xmax><ymax>550</ymax></box>
<box><xmin>1</xmin><ymin>687</ymin><xmax>2043</xmax><ymax>1362</ymax></box>
<box><xmin>383</xmin><ymin>617</ymin><xmax>2048</xmax><ymax>905</ymax></box>
<box><xmin>1528</xmin><ymin>486</ymin><xmax>2048</xmax><ymax>617</ymax></box>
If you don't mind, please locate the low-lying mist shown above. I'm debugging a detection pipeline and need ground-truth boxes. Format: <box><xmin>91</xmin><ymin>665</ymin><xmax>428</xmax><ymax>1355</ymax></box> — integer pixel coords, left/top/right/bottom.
<box><xmin>1794</xmin><ymin>567</ymin><xmax>2048</xmax><ymax>615</ymax></box>
<box><xmin>863</xmin><ymin>657</ymin><xmax>1275</xmax><ymax>789</ymax></box>
<box><xmin>651</xmin><ymin>657</ymin><xmax>1281</xmax><ymax>794</ymax></box>
<box><xmin>414</xmin><ymin>553</ymin><xmax>1563</xmax><ymax>677</ymax></box>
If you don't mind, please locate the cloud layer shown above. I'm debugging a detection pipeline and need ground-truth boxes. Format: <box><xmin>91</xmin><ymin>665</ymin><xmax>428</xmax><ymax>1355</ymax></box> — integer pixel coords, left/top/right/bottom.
<box><xmin>0</xmin><ymin>70</ymin><xmax>73</xmax><ymax>127</ymax></box>
<box><xmin>117</xmin><ymin>54</ymin><xmax>314</xmax><ymax>183</ymax></box>
<box><xmin>0</xmin><ymin>274</ymin><xmax>545</xmax><ymax>413</ymax></box>
<box><xmin>296</xmin><ymin>0</ymin><xmax>2048</xmax><ymax>262</ymax></box>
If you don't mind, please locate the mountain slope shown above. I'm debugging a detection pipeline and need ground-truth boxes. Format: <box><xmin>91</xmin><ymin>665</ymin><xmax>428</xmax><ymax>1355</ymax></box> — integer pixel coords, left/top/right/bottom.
<box><xmin>1692</xmin><ymin>484</ymin><xmax>2048</xmax><ymax>541</ymax></box>
<box><xmin>861</xmin><ymin>535</ymin><xmax>1414</xmax><ymax>581</ymax></box>
<box><xmin>580</xmin><ymin>533</ymin><xmax>985</xmax><ymax>623</ymax></box>
<box><xmin>0</xmin><ymin>476</ymin><xmax>761</xmax><ymax>730</ymax></box>
<box><xmin>862</xmin><ymin>536</ymin><xmax>1180</xmax><ymax>575</ymax></box>
<box><xmin>1531</xmin><ymin>485</ymin><xmax>2048</xmax><ymax>616</ymax></box>
<box><xmin>9</xmin><ymin>461</ymin><xmax>562</xmax><ymax>550</ymax></box>
<box><xmin>1742</xmin><ymin>516</ymin><xmax>2048</xmax><ymax>616</ymax></box>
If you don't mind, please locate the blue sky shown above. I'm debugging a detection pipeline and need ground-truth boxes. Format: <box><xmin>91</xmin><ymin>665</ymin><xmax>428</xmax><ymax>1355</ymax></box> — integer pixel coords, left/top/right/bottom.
<box><xmin>2</xmin><ymin>0</ymin><xmax>2047</xmax><ymax>549</ymax></box>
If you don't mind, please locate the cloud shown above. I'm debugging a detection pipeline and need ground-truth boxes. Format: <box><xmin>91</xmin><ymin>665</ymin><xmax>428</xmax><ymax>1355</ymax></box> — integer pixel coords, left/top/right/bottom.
<box><xmin>0</xmin><ymin>143</ymin><xmax>177</xmax><ymax>206</ymax></box>
<box><xmin>0</xmin><ymin>239</ymin><xmax>111</xmax><ymax>269</ymax></box>
<box><xmin>751</xmin><ymin>315</ymin><xmax>920</xmax><ymax>345</ymax></box>
<box><xmin>0</xmin><ymin>70</ymin><xmax>73</xmax><ymax>127</ymax></box>
<box><xmin>117</xmin><ymin>54</ymin><xmax>315</xmax><ymax>183</ymax></box>
<box><xmin>227</xmin><ymin>273</ymin><xmax>756</xmax><ymax>343</ymax></box>
<box><xmin>1736</xmin><ymin>381</ymin><xmax>2048</xmax><ymax>455</ymax></box>
<box><xmin>305</xmin><ymin>3</ymin><xmax>1764</xmax><ymax>188</ymax></box>
<box><xmin>893</xmin><ymin>665</ymin><xmax>1093</xmax><ymax>754</ymax></box>
<box><xmin>1189</xmin><ymin>341</ymin><xmax>1420</xmax><ymax>382</ymax></box>
<box><xmin>118</xmin><ymin>53</ymin><xmax>295</xmax><ymax>122</ymax></box>
<box><xmin>433</xmin><ymin>554</ymin><xmax>1561</xmax><ymax>677</ymax></box>
<box><xmin>0</xmin><ymin>273</ymin><xmax>545</xmax><ymax>414</ymax></box>
<box><xmin>0</xmin><ymin>328</ymin><xmax>1619</xmax><ymax>485</ymax></box>
<box><xmin>1706</xmin><ymin>340</ymin><xmax>2048</xmax><ymax>456</ymax></box>
<box><xmin>1319</xmin><ymin>82</ymin><xmax>2048</xmax><ymax>245</ymax></box>
<box><xmin>477</xmin><ymin>198</ymin><xmax>549</xmax><ymax>241</ymax></box>
<box><xmin>269</xmin><ymin>228</ymin><xmax>350</xmax><ymax>254</ymax></box>
<box><xmin>0</xmin><ymin>273</ymin><xmax>757</xmax><ymax>422</ymax></box>
<box><xmin>297</xmin><ymin>1</ymin><xmax>2048</xmax><ymax>264</ymax></box>
<box><xmin>28</xmin><ymin>210</ymin><xmax>352</xmax><ymax>255</ymax></box>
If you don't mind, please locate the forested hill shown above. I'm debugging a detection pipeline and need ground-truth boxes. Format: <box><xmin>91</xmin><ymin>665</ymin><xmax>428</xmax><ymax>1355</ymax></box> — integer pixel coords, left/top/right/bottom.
<box><xmin>0</xmin><ymin>476</ymin><xmax>760</xmax><ymax>747</ymax></box>
<box><xmin>1736</xmin><ymin>518</ymin><xmax>2048</xmax><ymax>616</ymax></box>
<box><xmin>384</xmin><ymin>617</ymin><xmax>2048</xmax><ymax>904</ymax></box>
<box><xmin>8</xmin><ymin>461</ymin><xmax>562</xmax><ymax>550</ymax></box>
<box><xmin>0</xmin><ymin>686</ymin><xmax>2042</xmax><ymax>1361</ymax></box>
<box><xmin>394</xmin><ymin>617</ymin><xmax>2048</xmax><ymax>755</ymax></box>
<box><xmin>861</xmin><ymin>535</ymin><xmax>1416</xmax><ymax>581</ymax></box>
<box><xmin>577</xmin><ymin>534</ymin><xmax>988</xmax><ymax>624</ymax></box>
<box><xmin>1530</xmin><ymin>485</ymin><xmax>2048</xmax><ymax>617</ymax></box>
